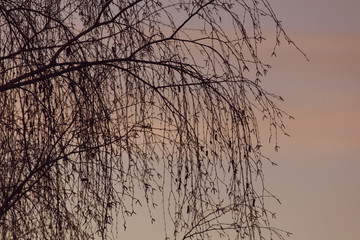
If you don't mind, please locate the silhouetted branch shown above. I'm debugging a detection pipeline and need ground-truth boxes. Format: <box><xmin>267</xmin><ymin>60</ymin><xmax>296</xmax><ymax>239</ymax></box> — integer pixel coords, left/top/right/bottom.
<box><xmin>0</xmin><ymin>0</ymin><xmax>299</xmax><ymax>239</ymax></box>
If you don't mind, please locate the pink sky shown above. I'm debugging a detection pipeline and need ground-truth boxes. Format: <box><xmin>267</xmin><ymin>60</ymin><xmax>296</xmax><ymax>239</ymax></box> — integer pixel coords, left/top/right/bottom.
<box><xmin>263</xmin><ymin>31</ymin><xmax>360</xmax><ymax>239</ymax></box>
<box><xmin>115</xmin><ymin>1</ymin><xmax>360</xmax><ymax>239</ymax></box>
<box><xmin>260</xmin><ymin>1</ymin><xmax>360</xmax><ymax>239</ymax></box>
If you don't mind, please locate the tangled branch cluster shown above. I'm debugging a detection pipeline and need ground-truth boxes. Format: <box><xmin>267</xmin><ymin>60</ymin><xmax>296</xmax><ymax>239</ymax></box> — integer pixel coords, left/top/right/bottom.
<box><xmin>0</xmin><ymin>0</ymin><xmax>299</xmax><ymax>239</ymax></box>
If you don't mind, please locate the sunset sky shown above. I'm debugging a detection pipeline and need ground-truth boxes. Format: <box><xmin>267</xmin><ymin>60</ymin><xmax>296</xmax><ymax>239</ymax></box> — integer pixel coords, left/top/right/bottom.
<box><xmin>1</xmin><ymin>1</ymin><xmax>359</xmax><ymax>239</ymax></box>
<box><xmin>259</xmin><ymin>0</ymin><xmax>360</xmax><ymax>239</ymax></box>
<box><xmin>119</xmin><ymin>0</ymin><xmax>360</xmax><ymax>239</ymax></box>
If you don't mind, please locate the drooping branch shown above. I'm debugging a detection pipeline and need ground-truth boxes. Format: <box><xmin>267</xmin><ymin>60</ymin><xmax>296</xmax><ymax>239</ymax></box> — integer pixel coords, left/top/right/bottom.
<box><xmin>0</xmin><ymin>1</ymin><xmax>299</xmax><ymax>239</ymax></box>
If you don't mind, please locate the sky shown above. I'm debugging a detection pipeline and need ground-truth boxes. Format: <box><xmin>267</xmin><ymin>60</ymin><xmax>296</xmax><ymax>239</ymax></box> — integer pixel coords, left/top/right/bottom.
<box><xmin>260</xmin><ymin>0</ymin><xmax>360</xmax><ymax>240</ymax></box>
<box><xmin>116</xmin><ymin>1</ymin><xmax>360</xmax><ymax>239</ymax></box>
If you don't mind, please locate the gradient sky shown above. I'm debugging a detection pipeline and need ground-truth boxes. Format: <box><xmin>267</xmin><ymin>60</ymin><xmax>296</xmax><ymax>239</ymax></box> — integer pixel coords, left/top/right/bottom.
<box><xmin>117</xmin><ymin>1</ymin><xmax>360</xmax><ymax>239</ymax></box>
<box><xmin>260</xmin><ymin>1</ymin><xmax>360</xmax><ymax>240</ymax></box>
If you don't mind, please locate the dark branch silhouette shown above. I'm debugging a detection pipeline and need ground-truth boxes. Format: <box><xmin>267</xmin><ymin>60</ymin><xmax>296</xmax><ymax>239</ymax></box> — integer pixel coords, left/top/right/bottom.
<box><xmin>0</xmin><ymin>0</ymin><xmax>303</xmax><ymax>239</ymax></box>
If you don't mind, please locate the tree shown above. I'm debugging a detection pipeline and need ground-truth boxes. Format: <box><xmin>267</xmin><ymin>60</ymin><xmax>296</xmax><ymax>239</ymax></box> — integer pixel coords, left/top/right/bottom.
<box><xmin>0</xmin><ymin>0</ymin><xmax>304</xmax><ymax>239</ymax></box>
